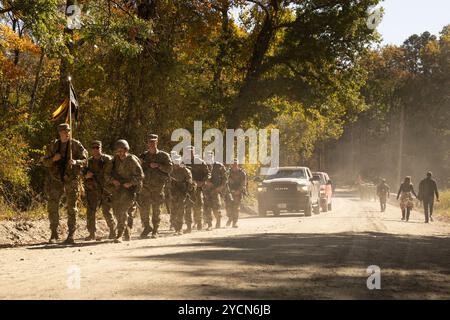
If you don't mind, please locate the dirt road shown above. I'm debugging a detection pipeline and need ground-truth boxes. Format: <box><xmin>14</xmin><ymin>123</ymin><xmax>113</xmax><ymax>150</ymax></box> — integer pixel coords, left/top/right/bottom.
<box><xmin>1</xmin><ymin>190</ymin><xmax>450</xmax><ymax>300</ymax></box>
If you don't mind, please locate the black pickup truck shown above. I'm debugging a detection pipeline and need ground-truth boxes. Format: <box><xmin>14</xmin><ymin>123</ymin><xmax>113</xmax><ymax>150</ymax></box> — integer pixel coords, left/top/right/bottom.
<box><xmin>256</xmin><ymin>167</ymin><xmax>321</xmax><ymax>217</ymax></box>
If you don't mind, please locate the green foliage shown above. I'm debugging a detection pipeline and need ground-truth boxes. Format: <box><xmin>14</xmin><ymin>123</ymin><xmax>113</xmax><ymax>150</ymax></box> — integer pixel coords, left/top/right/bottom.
<box><xmin>436</xmin><ymin>190</ymin><xmax>450</xmax><ymax>218</ymax></box>
<box><xmin>1</xmin><ymin>0</ymin><xmax>448</xmax><ymax>219</ymax></box>
<box><xmin>272</xmin><ymin>97</ymin><xmax>344</xmax><ymax>165</ymax></box>
<box><xmin>0</xmin><ymin>118</ymin><xmax>30</xmax><ymax>188</ymax></box>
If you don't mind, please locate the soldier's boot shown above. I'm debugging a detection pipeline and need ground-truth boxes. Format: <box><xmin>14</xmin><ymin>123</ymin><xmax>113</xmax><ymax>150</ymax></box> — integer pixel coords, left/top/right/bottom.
<box><xmin>151</xmin><ymin>226</ymin><xmax>159</xmax><ymax>239</ymax></box>
<box><xmin>184</xmin><ymin>224</ymin><xmax>192</xmax><ymax>234</ymax></box>
<box><xmin>49</xmin><ymin>229</ymin><xmax>59</xmax><ymax>244</ymax></box>
<box><xmin>64</xmin><ymin>233</ymin><xmax>75</xmax><ymax>245</ymax></box>
<box><xmin>215</xmin><ymin>218</ymin><xmax>221</xmax><ymax>229</ymax></box>
<box><xmin>123</xmin><ymin>227</ymin><xmax>131</xmax><ymax>241</ymax></box>
<box><xmin>226</xmin><ymin>218</ymin><xmax>232</xmax><ymax>227</ymax></box>
<box><xmin>196</xmin><ymin>222</ymin><xmax>203</xmax><ymax>231</ymax></box>
<box><xmin>232</xmin><ymin>219</ymin><xmax>238</xmax><ymax>228</ymax></box>
<box><xmin>140</xmin><ymin>225</ymin><xmax>152</xmax><ymax>239</ymax></box>
<box><xmin>206</xmin><ymin>222</ymin><xmax>213</xmax><ymax>231</ymax></box>
<box><xmin>114</xmin><ymin>227</ymin><xmax>124</xmax><ymax>243</ymax></box>
<box><xmin>85</xmin><ymin>232</ymin><xmax>96</xmax><ymax>241</ymax></box>
<box><xmin>108</xmin><ymin>228</ymin><xmax>117</xmax><ymax>240</ymax></box>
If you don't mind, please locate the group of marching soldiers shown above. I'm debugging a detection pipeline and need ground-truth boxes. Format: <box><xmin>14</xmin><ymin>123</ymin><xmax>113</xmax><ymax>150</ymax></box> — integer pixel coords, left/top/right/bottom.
<box><xmin>42</xmin><ymin>123</ymin><xmax>247</xmax><ymax>244</ymax></box>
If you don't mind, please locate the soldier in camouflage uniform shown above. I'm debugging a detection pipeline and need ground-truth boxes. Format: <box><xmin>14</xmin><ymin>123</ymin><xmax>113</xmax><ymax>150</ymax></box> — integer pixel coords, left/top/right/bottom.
<box><xmin>42</xmin><ymin>123</ymin><xmax>88</xmax><ymax>244</ymax></box>
<box><xmin>104</xmin><ymin>140</ymin><xmax>144</xmax><ymax>243</ymax></box>
<box><xmin>139</xmin><ymin>134</ymin><xmax>173</xmax><ymax>239</ymax></box>
<box><xmin>83</xmin><ymin>140</ymin><xmax>116</xmax><ymax>240</ymax></box>
<box><xmin>164</xmin><ymin>182</ymin><xmax>173</xmax><ymax>230</ymax></box>
<box><xmin>184</xmin><ymin>146</ymin><xmax>210</xmax><ymax>232</ymax></box>
<box><xmin>203</xmin><ymin>151</ymin><xmax>227</xmax><ymax>230</ymax></box>
<box><xmin>169</xmin><ymin>155</ymin><xmax>193</xmax><ymax>235</ymax></box>
<box><xmin>226</xmin><ymin>160</ymin><xmax>247</xmax><ymax>228</ymax></box>
<box><xmin>166</xmin><ymin>151</ymin><xmax>179</xmax><ymax>231</ymax></box>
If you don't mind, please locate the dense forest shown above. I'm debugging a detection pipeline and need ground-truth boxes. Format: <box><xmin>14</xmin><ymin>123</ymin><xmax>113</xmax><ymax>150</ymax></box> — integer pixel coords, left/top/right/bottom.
<box><xmin>0</xmin><ymin>0</ymin><xmax>449</xmax><ymax>215</ymax></box>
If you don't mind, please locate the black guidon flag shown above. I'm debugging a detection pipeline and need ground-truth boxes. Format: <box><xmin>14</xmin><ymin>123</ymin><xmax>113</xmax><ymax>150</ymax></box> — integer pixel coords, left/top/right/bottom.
<box><xmin>50</xmin><ymin>82</ymin><xmax>79</xmax><ymax>127</ymax></box>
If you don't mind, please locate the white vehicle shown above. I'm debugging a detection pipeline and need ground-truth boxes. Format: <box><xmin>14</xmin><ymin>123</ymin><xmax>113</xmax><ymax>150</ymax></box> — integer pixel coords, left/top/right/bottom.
<box><xmin>256</xmin><ymin>167</ymin><xmax>321</xmax><ymax>217</ymax></box>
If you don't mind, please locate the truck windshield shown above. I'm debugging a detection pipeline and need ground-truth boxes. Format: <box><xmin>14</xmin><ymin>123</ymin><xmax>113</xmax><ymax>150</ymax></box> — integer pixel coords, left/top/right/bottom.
<box><xmin>265</xmin><ymin>169</ymin><xmax>307</xmax><ymax>180</ymax></box>
<box><xmin>313</xmin><ymin>174</ymin><xmax>326</xmax><ymax>184</ymax></box>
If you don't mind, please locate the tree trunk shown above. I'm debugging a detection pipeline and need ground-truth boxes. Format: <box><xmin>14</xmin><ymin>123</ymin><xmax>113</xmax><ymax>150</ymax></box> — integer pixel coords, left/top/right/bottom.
<box><xmin>29</xmin><ymin>51</ymin><xmax>45</xmax><ymax>113</ymax></box>
<box><xmin>226</xmin><ymin>6</ymin><xmax>277</xmax><ymax>129</ymax></box>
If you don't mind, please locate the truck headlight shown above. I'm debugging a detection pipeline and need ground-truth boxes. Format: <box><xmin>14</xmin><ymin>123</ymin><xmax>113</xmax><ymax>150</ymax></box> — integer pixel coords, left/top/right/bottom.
<box><xmin>257</xmin><ymin>186</ymin><xmax>267</xmax><ymax>192</ymax></box>
<box><xmin>297</xmin><ymin>185</ymin><xmax>308</xmax><ymax>192</ymax></box>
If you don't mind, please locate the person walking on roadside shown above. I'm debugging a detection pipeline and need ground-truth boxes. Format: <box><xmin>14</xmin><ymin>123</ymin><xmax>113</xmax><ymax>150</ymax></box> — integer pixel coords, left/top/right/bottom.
<box><xmin>418</xmin><ymin>171</ymin><xmax>440</xmax><ymax>223</ymax></box>
<box><xmin>376</xmin><ymin>178</ymin><xmax>390</xmax><ymax>212</ymax></box>
<box><xmin>396</xmin><ymin>176</ymin><xmax>417</xmax><ymax>222</ymax></box>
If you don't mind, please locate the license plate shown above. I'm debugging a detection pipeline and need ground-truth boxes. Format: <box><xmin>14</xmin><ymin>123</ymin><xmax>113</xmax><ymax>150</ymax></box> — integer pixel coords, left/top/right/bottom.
<box><xmin>277</xmin><ymin>203</ymin><xmax>287</xmax><ymax>209</ymax></box>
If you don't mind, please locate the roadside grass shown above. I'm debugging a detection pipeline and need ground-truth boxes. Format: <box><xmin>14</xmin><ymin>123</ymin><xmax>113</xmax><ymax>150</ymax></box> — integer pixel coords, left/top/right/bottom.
<box><xmin>436</xmin><ymin>190</ymin><xmax>450</xmax><ymax>218</ymax></box>
<box><xmin>0</xmin><ymin>199</ymin><xmax>48</xmax><ymax>221</ymax></box>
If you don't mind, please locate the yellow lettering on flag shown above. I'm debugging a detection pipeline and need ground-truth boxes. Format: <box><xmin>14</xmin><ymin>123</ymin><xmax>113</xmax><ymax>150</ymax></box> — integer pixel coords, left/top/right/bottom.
<box><xmin>50</xmin><ymin>99</ymin><xmax>69</xmax><ymax>121</ymax></box>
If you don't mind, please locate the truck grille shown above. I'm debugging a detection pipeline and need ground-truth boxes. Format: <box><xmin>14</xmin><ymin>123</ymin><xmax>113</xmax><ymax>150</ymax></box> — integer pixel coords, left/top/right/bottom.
<box><xmin>267</xmin><ymin>183</ymin><xmax>299</xmax><ymax>199</ymax></box>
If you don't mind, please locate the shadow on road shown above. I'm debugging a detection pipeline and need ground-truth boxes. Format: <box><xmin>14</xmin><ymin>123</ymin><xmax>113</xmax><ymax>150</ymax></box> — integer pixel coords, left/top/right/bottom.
<box><xmin>26</xmin><ymin>240</ymin><xmax>112</xmax><ymax>250</ymax></box>
<box><xmin>127</xmin><ymin>232</ymin><xmax>450</xmax><ymax>299</ymax></box>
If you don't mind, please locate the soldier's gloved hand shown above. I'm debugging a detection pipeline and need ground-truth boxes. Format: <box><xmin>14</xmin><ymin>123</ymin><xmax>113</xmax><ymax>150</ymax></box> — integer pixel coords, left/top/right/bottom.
<box><xmin>112</xmin><ymin>180</ymin><xmax>121</xmax><ymax>188</ymax></box>
<box><xmin>69</xmin><ymin>159</ymin><xmax>77</xmax><ymax>166</ymax></box>
<box><xmin>52</xmin><ymin>153</ymin><xmax>62</xmax><ymax>162</ymax></box>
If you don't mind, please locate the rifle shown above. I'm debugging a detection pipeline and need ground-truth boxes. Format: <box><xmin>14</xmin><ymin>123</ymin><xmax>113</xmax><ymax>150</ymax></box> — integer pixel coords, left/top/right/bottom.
<box><xmin>223</xmin><ymin>182</ymin><xmax>234</xmax><ymax>203</ymax></box>
<box><xmin>169</xmin><ymin>175</ymin><xmax>194</xmax><ymax>204</ymax></box>
<box><xmin>243</xmin><ymin>180</ymin><xmax>249</xmax><ymax>198</ymax></box>
<box><xmin>185</xmin><ymin>193</ymin><xmax>195</xmax><ymax>205</ymax></box>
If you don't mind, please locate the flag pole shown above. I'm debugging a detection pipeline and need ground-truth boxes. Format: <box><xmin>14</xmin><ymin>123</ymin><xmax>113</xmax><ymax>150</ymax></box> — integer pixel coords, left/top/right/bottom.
<box><xmin>68</xmin><ymin>75</ymin><xmax>73</xmax><ymax>168</ymax></box>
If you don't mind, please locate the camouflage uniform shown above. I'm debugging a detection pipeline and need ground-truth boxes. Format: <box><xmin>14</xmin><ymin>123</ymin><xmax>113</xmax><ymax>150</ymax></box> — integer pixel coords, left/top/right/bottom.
<box><xmin>170</xmin><ymin>164</ymin><xmax>193</xmax><ymax>234</ymax></box>
<box><xmin>139</xmin><ymin>150</ymin><xmax>173</xmax><ymax>236</ymax></box>
<box><xmin>227</xmin><ymin>167</ymin><xmax>247</xmax><ymax>226</ymax></box>
<box><xmin>203</xmin><ymin>161</ymin><xmax>227</xmax><ymax>229</ymax></box>
<box><xmin>104</xmin><ymin>153</ymin><xmax>144</xmax><ymax>240</ymax></box>
<box><xmin>42</xmin><ymin>138</ymin><xmax>88</xmax><ymax>239</ymax></box>
<box><xmin>184</xmin><ymin>156</ymin><xmax>210</xmax><ymax>230</ymax></box>
<box><xmin>84</xmin><ymin>153</ymin><xmax>116</xmax><ymax>236</ymax></box>
<box><xmin>164</xmin><ymin>183</ymin><xmax>173</xmax><ymax>228</ymax></box>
